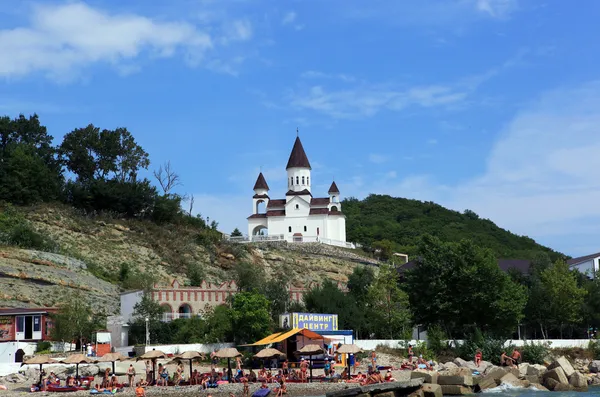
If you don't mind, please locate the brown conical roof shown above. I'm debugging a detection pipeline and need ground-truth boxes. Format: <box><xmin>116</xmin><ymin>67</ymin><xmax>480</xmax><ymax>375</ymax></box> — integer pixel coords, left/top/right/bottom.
<box><xmin>286</xmin><ymin>137</ymin><xmax>311</xmax><ymax>170</ymax></box>
<box><xmin>328</xmin><ymin>181</ymin><xmax>340</xmax><ymax>194</ymax></box>
<box><xmin>253</xmin><ymin>172</ymin><xmax>269</xmax><ymax>191</ymax></box>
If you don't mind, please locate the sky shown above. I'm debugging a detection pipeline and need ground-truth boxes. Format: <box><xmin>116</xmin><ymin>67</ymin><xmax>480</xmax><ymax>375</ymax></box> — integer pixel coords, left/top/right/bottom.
<box><xmin>1</xmin><ymin>0</ymin><xmax>599</xmax><ymax>256</ymax></box>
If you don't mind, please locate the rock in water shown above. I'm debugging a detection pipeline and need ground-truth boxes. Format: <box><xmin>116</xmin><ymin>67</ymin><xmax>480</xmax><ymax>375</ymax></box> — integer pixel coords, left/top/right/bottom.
<box><xmin>543</xmin><ymin>367</ymin><xmax>569</xmax><ymax>388</ymax></box>
<box><xmin>589</xmin><ymin>360</ymin><xmax>600</xmax><ymax>374</ymax></box>
<box><xmin>548</xmin><ymin>356</ymin><xmax>575</xmax><ymax>378</ymax></box>
<box><xmin>526</xmin><ymin>364</ymin><xmax>547</xmax><ymax>376</ymax></box>
<box><xmin>499</xmin><ymin>373</ymin><xmax>523</xmax><ymax>387</ymax></box>
<box><xmin>422</xmin><ymin>384</ymin><xmax>443</xmax><ymax>397</ymax></box>
<box><xmin>518</xmin><ymin>363</ymin><xmax>530</xmax><ymax>377</ymax></box>
<box><xmin>568</xmin><ymin>372</ymin><xmax>588</xmax><ymax>392</ymax></box>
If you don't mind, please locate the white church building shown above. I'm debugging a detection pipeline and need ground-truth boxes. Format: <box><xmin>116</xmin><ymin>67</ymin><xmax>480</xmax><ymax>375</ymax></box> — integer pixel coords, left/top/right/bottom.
<box><xmin>246</xmin><ymin>136</ymin><xmax>350</xmax><ymax>248</ymax></box>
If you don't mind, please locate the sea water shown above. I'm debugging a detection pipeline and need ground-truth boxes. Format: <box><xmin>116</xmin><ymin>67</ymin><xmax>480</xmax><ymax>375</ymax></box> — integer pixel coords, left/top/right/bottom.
<box><xmin>482</xmin><ymin>384</ymin><xmax>600</xmax><ymax>396</ymax></box>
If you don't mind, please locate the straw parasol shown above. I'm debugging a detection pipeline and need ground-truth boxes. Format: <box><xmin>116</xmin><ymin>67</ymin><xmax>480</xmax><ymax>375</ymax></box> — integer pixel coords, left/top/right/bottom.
<box><xmin>175</xmin><ymin>351</ymin><xmax>206</xmax><ymax>380</ymax></box>
<box><xmin>138</xmin><ymin>350</ymin><xmax>168</xmax><ymax>384</ymax></box>
<box><xmin>295</xmin><ymin>344</ymin><xmax>325</xmax><ymax>383</ymax></box>
<box><xmin>254</xmin><ymin>348</ymin><xmax>285</xmax><ymax>359</ymax></box>
<box><xmin>59</xmin><ymin>354</ymin><xmax>94</xmax><ymax>379</ymax></box>
<box><xmin>96</xmin><ymin>352</ymin><xmax>129</xmax><ymax>375</ymax></box>
<box><xmin>22</xmin><ymin>355</ymin><xmax>59</xmax><ymax>384</ymax></box>
<box><xmin>215</xmin><ymin>348</ymin><xmax>242</xmax><ymax>382</ymax></box>
<box><xmin>336</xmin><ymin>344</ymin><xmax>362</xmax><ymax>379</ymax></box>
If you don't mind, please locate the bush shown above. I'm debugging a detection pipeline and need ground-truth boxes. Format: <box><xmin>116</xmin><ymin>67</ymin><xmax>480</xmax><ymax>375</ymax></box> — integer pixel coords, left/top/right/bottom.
<box><xmin>0</xmin><ymin>205</ymin><xmax>57</xmax><ymax>251</ymax></box>
<box><xmin>589</xmin><ymin>339</ymin><xmax>600</xmax><ymax>359</ymax></box>
<box><xmin>36</xmin><ymin>341</ymin><xmax>52</xmax><ymax>353</ymax></box>
<box><xmin>522</xmin><ymin>341</ymin><xmax>551</xmax><ymax>364</ymax></box>
<box><xmin>427</xmin><ymin>325</ymin><xmax>449</xmax><ymax>354</ymax></box>
<box><xmin>456</xmin><ymin>329</ymin><xmax>511</xmax><ymax>365</ymax></box>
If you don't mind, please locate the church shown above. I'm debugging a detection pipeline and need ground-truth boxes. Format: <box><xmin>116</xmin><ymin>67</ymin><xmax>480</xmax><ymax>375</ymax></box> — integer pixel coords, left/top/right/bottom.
<box><xmin>247</xmin><ymin>136</ymin><xmax>348</xmax><ymax>247</ymax></box>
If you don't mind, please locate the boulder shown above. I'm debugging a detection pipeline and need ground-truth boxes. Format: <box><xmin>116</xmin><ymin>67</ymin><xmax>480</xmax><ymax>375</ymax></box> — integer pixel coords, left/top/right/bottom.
<box><xmin>438</xmin><ymin>375</ymin><xmax>473</xmax><ymax>386</ymax></box>
<box><xmin>421</xmin><ymin>384</ymin><xmax>442</xmax><ymax>397</ymax></box>
<box><xmin>453</xmin><ymin>358</ymin><xmax>469</xmax><ymax>368</ymax></box>
<box><xmin>544</xmin><ymin>378</ymin><xmax>559</xmax><ymax>391</ymax></box>
<box><xmin>1</xmin><ymin>373</ymin><xmax>26</xmax><ymax>383</ymax></box>
<box><xmin>523</xmin><ymin>375</ymin><xmax>540</xmax><ymax>384</ymax></box>
<box><xmin>553</xmin><ymin>383</ymin><xmax>574</xmax><ymax>392</ymax></box>
<box><xmin>439</xmin><ymin>385</ymin><xmax>473</xmax><ymax>395</ymax></box>
<box><xmin>466</xmin><ymin>360</ymin><xmax>492</xmax><ymax>372</ymax></box>
<box><xmin>589</xmin><ymin>360</ymin><xmax>600</xmax><ymax>374</ymax></box>
<box><xmin>483</xmin><ymin>366</ymin><xmax>506</xmax><ymax>380</ymax></box>
<box><xmin>518</xmin><ymin>363</ymin><xmax>530</xmax><ymax>377</ymax></box>
<box><xmin>589</xmin><ymin>374</ymin><xmax>600</xmax><ymax>385</ymax></box>
<box><xmin>80</xmin><ymin>365</ymin><xmax>100</xmax><ymax>377</ymax></box>
<box><xmin>407</xmin><ymin>389</ymin><xmax>424</xmax><ymax>397</ymax></box>
<box><xmin>568</xmin><ymin>372</ymin><xmax>588</xmax><ymax>391</ymax></box>
<box><xmin>528</xmin><ymin>383</ymin><xmax>549</xmax><ymax>391</ymax></box>
<box><xmin>508</xmin><ymin>367</ymin><xmax>520</xmax><ymax>379</ymax></box>
<box><xmin>443</xmin><ymin>362</ymin><xmax>458</xmax><ymax>369</ymax></box>
<box><xmin>526</xmin><ymin>364</ymin><xmax>547</xmax><ymax>377</ymax></box>
<box><xmin>499</xmin><ymin>373</ymin><xmax>523</xmax><ymax>387</ymax></box>
<box><xmin>440</xmin><ymin>367</ymin><xmax>471</xmax><ymax>377</ymax></box>
<box><xmin>548</xmin><ymin>356</ymin><xmax>575</xmax><ymax>378</ymax></box>
<box><xmin>411</xmin><ymin>370</ymin><xmax>438</xmax><ymax>384</ymax></box>
<box><xmin>475</xmin><ymin>375</ymin><xmax>498</xmax><ymax>392</ymax></box>
<box><xmin>543</xmin><ymin>366</ymin><xmax>569</xmax><ymax>386</ymax></box>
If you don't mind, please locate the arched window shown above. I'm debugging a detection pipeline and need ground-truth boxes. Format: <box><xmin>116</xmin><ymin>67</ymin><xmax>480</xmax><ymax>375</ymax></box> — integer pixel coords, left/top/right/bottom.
<box><xmin>295</xmin><ymin>204</ymin><xmax>299</xmax><ymax>209</ymax></box>
<box><xmin>296</xmin><ymin>176</ymin><xmax>299</xmax><ymax>184</ymax></box>
<box><xmin>302</xmin><ymin>176</ymin><xmax>305</xmax><ymax>185</ymax></box>
<box><xmin>290</xmin><ymin>177</ymin><xmax>293</xmax><ymax>185</ymax></box>
<box><xmin>304</xmin><ymin>226</ymin><xmax>307</xmax><ymax>232</ymax></box>
<box><xmin>288</xmin><ymin>226</ymin><xmax>292</xmax><ymax>233</ymax></box>
<box><xmin>307</xmin><ymin>177</ymin><xmax>309</xmax><ymax>185</ymax></box>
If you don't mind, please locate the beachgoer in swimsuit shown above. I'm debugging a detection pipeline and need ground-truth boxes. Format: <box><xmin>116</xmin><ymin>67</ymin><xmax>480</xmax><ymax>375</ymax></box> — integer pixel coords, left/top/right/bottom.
<box><xmin>475</xmin><ymin>350</ymin><xmax>482</xmax><ymax>367</ymax></box>
<box><xmin>135</xmin><ymin>382</ymin><xmax>146</xmax><ymax>397</ymax></box>
<box><xmin>127</xmin><ymin>364</ymin><xmax>136</xmax><ymax>387</ymax></box>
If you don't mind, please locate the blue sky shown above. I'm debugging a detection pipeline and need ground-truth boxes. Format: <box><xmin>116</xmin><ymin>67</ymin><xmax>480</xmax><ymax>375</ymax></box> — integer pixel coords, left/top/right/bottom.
<box><xmin>1</xmin><ymin>0</ymin><xmax>599</xmax><ymax>256</ymax></box>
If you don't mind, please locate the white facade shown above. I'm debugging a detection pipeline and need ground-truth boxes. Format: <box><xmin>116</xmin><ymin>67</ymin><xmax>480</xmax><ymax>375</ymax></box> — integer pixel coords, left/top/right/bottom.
<box><xmin>247</xmin><ymin>136</ymin><xmax>347</xmax><ymax>246</ymax></box>
<box><xmin>569</xmin><ymin>252</ymin><xmax>600</xmax><ymax>278</ymax></box>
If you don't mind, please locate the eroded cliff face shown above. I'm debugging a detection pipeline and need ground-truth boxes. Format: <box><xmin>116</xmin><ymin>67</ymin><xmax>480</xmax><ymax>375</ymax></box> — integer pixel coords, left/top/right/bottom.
<box><xmin>0</xmin><ymin>205</ymin><xmax>378</xmax><ymax>312</ymax></box>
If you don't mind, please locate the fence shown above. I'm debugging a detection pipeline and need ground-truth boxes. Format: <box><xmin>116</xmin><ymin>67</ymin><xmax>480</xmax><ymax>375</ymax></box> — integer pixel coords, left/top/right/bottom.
<box><xmin>354</xmin><ymin>339</ymin><xmax>594</xmax><ymax>351</ymax></box>
<box><xmin>224</xmin><ymin>234</ymin><xmax>355</xmax><ymax>249</ymax></box>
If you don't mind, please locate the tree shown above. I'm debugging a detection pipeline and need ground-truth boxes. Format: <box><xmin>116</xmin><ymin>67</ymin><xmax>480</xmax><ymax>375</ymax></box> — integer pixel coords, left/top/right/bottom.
<box><xmin>187</xmin><ymin>263</ymin><xmax>205</xmax><ymax>287</ymax></box>
<box><xmin>372</xmin><ymin>239</ymin><xmax>395</xmax><ymax>261</ymax></box>
<box><xmin>347</xmin><ymin>266</ymin><xmax>375</xmax><ymax>338</ymax></box>
<box><xmin>303</xmin><ymin>280</ymin><xmax>357</xmax><ymax>330</ymax></box>
<box><xmin>132</xmin><ymin>293</ymin><xmax>165</xmax><ymax>321</ymax></box>
<box><xmin>51</xmin><ymin>291</ymin><xmax>106</xmax><ymax>348</ymax></box>
<box><xmin>405</xmin><ymin>235</ymin><xmax>527</xmax><ymax>338</ymax></box>
<box><xmin>234</xmin><ymin>262</ymin><xmax>266</xmax><ymax>293</ymax></box>
<box><xmin>230</xmin><ymin>291</ymin><xmax>272</xmax><ymax>344</ymax></box>
<box><xmin>367</xmin><ymin>264</ymin><xmax>411</xmax><ymax>338</ymax></box>
<box><xmin>153</xmin><ymin>161</ymin><xmax>181</xmax><ymax>194</ymax></box>
<box><xmin>231</xmin><ymin>228</ymin><xmax>243</xmax><ymax>237</ymax></box>
<box><xmin>540</xmin><ymin>260</ymin><xmax>587</xmax><ymax>338</ymax></box>
<box><xmin>203</xmin><ymin>305</ymin><xmax>234</xmax><ymax>343</ymax></box>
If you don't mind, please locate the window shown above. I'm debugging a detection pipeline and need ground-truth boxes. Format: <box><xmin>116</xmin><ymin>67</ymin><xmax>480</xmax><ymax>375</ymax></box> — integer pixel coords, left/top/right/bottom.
<box><xmin>288</xmin><ymin>226</ymin><xmax>292</xmax><ymax>233</ymax></box>
<box><xmin>296</xmin><ymin>176</ymin><xmax>299</xmax><ymax>184</ymax></box>
<box><xmin>16</xmin><ymin>315</ymin><xmax>42</xmax><ymax>340</ymax></box>
<box><xmin>290</xmin><ymin>177</ymin><xmax>293</xmax><ymax>185</ymax></box>
<box><xmin>295</xmin><ymin>204</ymin><xmax>299</xmax><ymax>209</ymax></box>
<box><xmin>317</xmin><ymin>227</ymin><xmax>320</xmax><ymax>235</ymax></box>
<box><xmin>302</xmin><ymin>176</ymin><xmax>305</xmax><ymax>185</ymax></box>
<box><xmin>304</xmin><ymin>226</ymin><xmax>307</xmax><ymax>232</ymax></box>
<box><xmin>307</xmin><ymin>177</ymin><xmax>309</xmax><ymax>185</ymax></box>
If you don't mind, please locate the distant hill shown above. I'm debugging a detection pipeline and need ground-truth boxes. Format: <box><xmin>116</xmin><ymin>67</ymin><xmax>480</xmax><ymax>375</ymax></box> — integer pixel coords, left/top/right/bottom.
<box><xmin>343</xmin><ymin>194</ymin><xmax>564</xmax><ymax>261</ymax></box>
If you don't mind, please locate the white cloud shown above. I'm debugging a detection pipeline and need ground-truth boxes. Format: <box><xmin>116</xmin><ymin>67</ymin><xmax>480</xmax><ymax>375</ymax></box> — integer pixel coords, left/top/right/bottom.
<box><xmin>352</xmin><ymin>80</ymin><xmax>600</xmax><ymax>255</ymax></box>
<box><xmin>281</xmin><ymin>11</ymin><xmax>296</xmax><ymax>25</ymax></box>
<box><xmin>475</xmin><ymin>0</ymin><xmax>518</xmax><ymax>18</ymax></box>
<box><xmin>0</xmin><ymin>1</ymin><xmax>253</xmax><ymax>80</ymax></box>
<box><xmin>368</xmin><ymin>154</ymin><xmax>389</xmax><ymax>164</ymax></box>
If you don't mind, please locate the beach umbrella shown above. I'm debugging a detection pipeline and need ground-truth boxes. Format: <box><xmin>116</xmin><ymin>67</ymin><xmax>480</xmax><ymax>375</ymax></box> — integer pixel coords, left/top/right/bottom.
<box><xmin>336</xmin><ymin>344</ymin><xmax>362</xmax><ymax>379</ymax></box>
<box><xmin>254</xmin><ymin>348</ymin><xmax>285</xmax><ymax>359</ymax></box>
<box><xmin>22</xmin><ymin>355</ymin><xmax>59</xmax><ymax>384</ymax></box>
<box><xmin>295</xmin><ymin>344</ymin><xmax>324</xmax><ymax>383</ymax></box>
<box><xmin>175</xmin><ymin>351</ymin><xmax>206</xmax><ymax>380</ymax></box>
<box><xmin>96</xmin><ymin>352</ymin><xmax>129</xmax><ymax>376</ymax></box>
<box><xmin>60</xmin><ymin>354</ymin><xmax>93</xmax><ymax>379</ymax></box>
<box><xmin>215</xmin><ymin>348</ymin><xmax>242</xmax><ymax>382</ymax></box>
<box><xmin>138</xmin><ymin>350</ymin><xmax>168</xmax><ymax>384</ymax></box>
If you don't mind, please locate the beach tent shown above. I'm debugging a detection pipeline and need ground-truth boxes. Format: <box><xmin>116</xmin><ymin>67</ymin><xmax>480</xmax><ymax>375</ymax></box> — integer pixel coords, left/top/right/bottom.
<box><xmin>59</xmin><ymin>354</ymin><xmax>94</xmax><ymax>379</ymax></box>
<box><xmin>22</xmin><ymin>355</ymin><xmax>59</xmax><ymax>384</ymax></box>
<box><xmin>336</xmin><ymin>344</ymin><xmax>362</xmax><ymax>379</ymax></box>
<box><xmin>96</xmin><ymin>352</ymin><xmax>129</xmax><ymax>376</ymax></box>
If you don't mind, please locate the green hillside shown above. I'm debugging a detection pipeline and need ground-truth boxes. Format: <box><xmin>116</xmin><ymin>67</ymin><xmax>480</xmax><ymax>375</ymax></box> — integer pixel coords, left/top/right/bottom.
<box><xmin>343</xmin><ymin>194</ymin><xmax>564</xmax><ymax>261</ymax></box>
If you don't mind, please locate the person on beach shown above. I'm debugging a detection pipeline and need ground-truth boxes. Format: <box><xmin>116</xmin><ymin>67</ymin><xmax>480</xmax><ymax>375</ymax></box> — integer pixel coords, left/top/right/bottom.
<box><xmin>127</xmin><ymin>364</ymin><xmax>136</xmax><ymax>387</ymax></box>
<box><xmin>500</xmin><ymin>351</ymin><xmax>512</xmax><ymax>367</ymax></box>
<box><xmin>236</xmin><ymin>356</ymin><xmax>243</xmax><ymax>371</ymax></box>
<box><xmin>300</xmin><ymin>359</ymin><xmax>308</xmax><ymax>382</ymax></box>
<box><xmin>135</xmin><ymin>382</ymin><xmax>146</xmax><ymax>397</ymax></box>
<box><xmin>282</xmin><ymin>360</ymin><xmax>289</xmax><ymax>377</ymax></box>
<box><xmin>407</xmin><ymin>344</ymin><xmax>414</xmax><ymax>363</ymax></box>
<box><xmin>348</xmin><ymin>354</ymin><xmax>356</xmax><ymax>374</ymax></box>
<box><xmin>243</xmin><ymin>378</ymin><xmax>250</xmax><ymax>397</ymax></box>
<box><xmin>474</xmin><ymin>350</ymin><xmax>482</xmax><ymax>367</ymax></box>
<box><xmin>275</xmin><ymin>377</ymin><xmax>287</xmax><ymax>397</ymax></box>
<box><xmin>211</xmin><ymin>350</ymin><xmax>218</xmax><ymax>370</ymax></box>
<box><xmin>145</xmin><ymin>360</ymin><xmax>152</xmax><ymax>385</ymax></box>
<box><xmin>510</xmin><ymin>349</ymin><xmax>521</xmax><ymax>367</ymax></box>
<box><xmin>370</xmin><ymin>351</ymin><xmax>377</xmax><ymax>369</ymax></box>
<box><xmin>384</xmin><ymin>370</ymin><xmax>396</xmax><ymax>382</ymax></box>
<box><xmin>324</xmin><ymin>359</ymin><xmax>331</xmax><ymax>376</ymax></box>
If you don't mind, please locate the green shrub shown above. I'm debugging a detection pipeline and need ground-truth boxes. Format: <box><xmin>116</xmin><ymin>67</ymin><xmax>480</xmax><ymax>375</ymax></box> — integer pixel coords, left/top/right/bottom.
<box><xmin>522</xmin><ymin>341</ymin><xmax>551</xmax><ymax>364</ymax></box>
<box><xmin>456</xmin><ymin>329</ymin><xmax>511</xmax><ymax>365</ymax></box>
<box><xmin>0</xmin><ymin>205</ymin><xmax>57</xmax><ymax>251</ymax></box>
<box><xmin>427</xmin><ymin>325</ymin><xmax>449</xmax><ymax>354</ymax></box>
<box><xmin>589</xmin><ymin>339</ymin><xmax>600</xmax><ymax>359</ymax></box>
<box><xmin>36</xmin><ymin>341</ymin><xmax>52</xmax><ymax>353</ymax></box>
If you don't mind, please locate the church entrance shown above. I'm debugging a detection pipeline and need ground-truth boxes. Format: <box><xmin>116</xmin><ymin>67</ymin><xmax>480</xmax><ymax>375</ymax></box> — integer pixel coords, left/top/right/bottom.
<box><xmin>252</xmin><ymin>225</ymin><xmax>268</xmax><ymax>241</ymax></box>
<box><xmin>293</xmin><ymin>233</ymin><xmax>303</xmax><ymax>242</ymax></box>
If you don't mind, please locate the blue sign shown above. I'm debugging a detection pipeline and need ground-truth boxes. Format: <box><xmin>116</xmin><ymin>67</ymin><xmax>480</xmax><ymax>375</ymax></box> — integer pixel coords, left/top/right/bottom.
<box><xmin>292</xmin><ymin>313</ymin><xmax>338</xmax><ymax>331</ymax></box>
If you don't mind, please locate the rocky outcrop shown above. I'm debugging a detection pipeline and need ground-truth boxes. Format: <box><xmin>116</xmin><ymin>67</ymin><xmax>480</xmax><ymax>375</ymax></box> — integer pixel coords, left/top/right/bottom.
<box><xmin>547</xmin><ymin>356</ymin><xmax>576</xmax><ymax>378</ymax></box>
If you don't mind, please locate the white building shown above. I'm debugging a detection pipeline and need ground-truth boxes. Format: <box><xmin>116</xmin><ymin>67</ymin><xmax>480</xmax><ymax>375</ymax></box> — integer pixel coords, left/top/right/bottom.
<box><xmin>247</xmin><ymin>136</ymin><xmax>348</xmax><ymax>247</ymax></box>
<box><xmin>568</xmin><ymin>252</ymin><xmax>600</xmax><ymax>278</ymax></box>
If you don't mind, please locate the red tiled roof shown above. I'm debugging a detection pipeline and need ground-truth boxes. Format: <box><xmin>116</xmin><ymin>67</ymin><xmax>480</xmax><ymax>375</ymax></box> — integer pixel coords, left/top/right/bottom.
<box><xmin>567</xmin><ymin>252</ymin><xmax>600</xmax><ymax>266</ymax></box>
<box><xmin>286</xmin><ymin>189</ymin><xmax>312</xmax><ymax>196</ymax></box>
<box><xmin>311</xmin><ymin>198</ymin><xmax>329</xmax><ymax>206</ymax></box>
<box><xmin>328</xmin><ymin>181</ymin><xmax>340</xmax><ymax>194</ymax></box>
<box><xmin>253</xmin><ymin>172</ymin><xmax>270</xmax><ymax>190</ymax></box>
<box><xmin>253</xmin><ymin>194</ymin><xmax>269</xmax><ymax>199</ymax></box>
<box><xmin>247</xmin><ymin>213</ymin><xmax>267</xmax><ymax>219</ymax></box>
<box><xmin>309</xmin><ymin>208</ymin><xmax>329</xmax><ymax>215</ymax></box>
<box><xmin>267</xmin><ymin>199</ymin><xmax>286</xmax><ymax>208</ymax></box>
<box><xmin>286</xmin><ymin>136</ymin><xmax>312</xmax><ymax>170</ymax></box>
<box><xmin>0</xmin><ymin>308</ymin><xmax>57</xmax><ymax>315</ymax></box>
<box><xmin>266</xmin><ymin>210</ymin><xmax>286</xmax><ymax>217</ymax></box>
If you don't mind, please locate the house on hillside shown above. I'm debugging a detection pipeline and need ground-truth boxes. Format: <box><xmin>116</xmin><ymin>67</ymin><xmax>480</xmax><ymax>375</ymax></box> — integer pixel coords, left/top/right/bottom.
<box><xmin>568</xmin><ymin>252</ymin><xmax>600</xmax><ymax>278</ymax></box>
<box><xmin>0</xmin><ymin>308</ymin><xmax>57</xmax><ymax>363</ymax></box>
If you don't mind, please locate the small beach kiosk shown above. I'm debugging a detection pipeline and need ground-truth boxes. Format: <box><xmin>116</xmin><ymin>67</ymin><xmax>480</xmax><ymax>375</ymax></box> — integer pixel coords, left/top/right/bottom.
<box><xmin>243</xmin><ymin>327</ymin><xmax>330</xmax><ymax>366</ymax></box>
